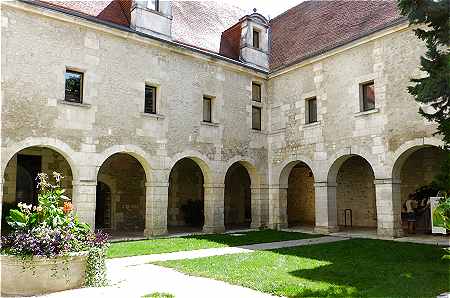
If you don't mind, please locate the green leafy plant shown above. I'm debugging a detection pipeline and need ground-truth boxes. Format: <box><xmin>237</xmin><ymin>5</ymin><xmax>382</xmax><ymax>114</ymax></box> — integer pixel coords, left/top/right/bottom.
<box><xmin>0</xmin><ymin>172</ymin><xmax>109</xmax><ymax>287</ymax></box>
<box><xmin>433</xmin><ymin>195</ymin><xmax>450</xmax><ymax>230</ymax></box>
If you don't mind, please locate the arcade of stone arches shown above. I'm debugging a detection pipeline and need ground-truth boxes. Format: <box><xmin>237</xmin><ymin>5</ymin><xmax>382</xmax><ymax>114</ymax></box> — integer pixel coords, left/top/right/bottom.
<box><xmin>1</xmin><ymin>142</ymin><xmax>445</xmax><ymax>237</ymax></box>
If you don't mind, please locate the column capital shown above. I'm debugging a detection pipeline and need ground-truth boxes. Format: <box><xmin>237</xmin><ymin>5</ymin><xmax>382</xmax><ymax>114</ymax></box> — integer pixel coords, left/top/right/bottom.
<box><xmin>268</xmin><ymin>184</ymin><xmax>288</xmax><ymax>190</ymax></box>
<box><xmin>374</xmin><ymin>178</ymin><xmax>401</xmax><ymax>185</ymax></box>
<box><xmin>145</xmin><ymin>182</ymin><xmax>169</xmax><ymax>188</ymax></box>
<box><xmin>314</xmin><ymin>181</ymin><xmax>336</xmax><ymax>188</ymax></box>
<box><xmin>203</xmin><ymin>183</ymin><xmax>225</xmax><ymax>189</ymax></box>
<box><xmin>72</xmin><ymin>180</ymin><xmax>97</xmax><ymax>186</ymax></box>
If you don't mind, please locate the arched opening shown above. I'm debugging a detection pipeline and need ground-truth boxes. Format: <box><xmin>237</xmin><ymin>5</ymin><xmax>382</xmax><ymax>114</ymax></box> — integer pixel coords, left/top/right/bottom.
<box><xmin>394</xmin><ymin>146</ymin><xmax>445</xmax><ymax>234</ymax></box>
<box><xmin>335</xmin><ymin>155</ymin><xmax>377</xmax><ymax>230</ymax></box>
<box><xmin>96</xmin><ymin>153</ymin><xmax>146</xmax><ymax>236</ymax></box>
<box><xmin>168</xmin><ymin>158</ymin><xmax>204</xmax><ymax>233</ymax></box>
<box><xmin>224</xmin><ymin>162</ymin><xmax>251</xmax><ymax>230</ymax></box>
<box><xmin>286</xmin><ymin>162</ymin><xmax>315</xmax><ymax>227</ymax></box>
<box><xmin>2</xmin><ymin>147</ymin><xmax>73</xmax><ymax>235</ymax></box>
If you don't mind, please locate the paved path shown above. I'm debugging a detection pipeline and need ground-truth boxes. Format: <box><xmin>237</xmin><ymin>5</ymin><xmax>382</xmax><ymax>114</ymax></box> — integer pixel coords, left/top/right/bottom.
<box><xmin>42</xmin><ymin>236</ymin><xmax>348</xmax><ymax>298</ymax></box>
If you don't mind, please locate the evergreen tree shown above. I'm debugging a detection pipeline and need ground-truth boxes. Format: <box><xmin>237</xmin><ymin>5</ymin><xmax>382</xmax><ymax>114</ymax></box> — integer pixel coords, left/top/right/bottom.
<box><xmin>397</xmin><ymin>0</ymin><xmax>450</xmax><ymax>146</ymax></box>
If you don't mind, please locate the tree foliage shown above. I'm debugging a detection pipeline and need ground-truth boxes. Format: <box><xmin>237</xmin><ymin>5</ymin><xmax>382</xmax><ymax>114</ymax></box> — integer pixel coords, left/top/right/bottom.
<box><xmin>397</xmin><ymin>0</ymin><xmax>450</xmax><ymax>146</ymax></box>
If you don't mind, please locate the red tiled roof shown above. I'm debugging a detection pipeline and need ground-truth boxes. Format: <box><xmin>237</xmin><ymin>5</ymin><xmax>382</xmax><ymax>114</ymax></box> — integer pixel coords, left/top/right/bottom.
<box><xmin>269</xmin><ymin>0</ymin><xmax>405</xmax><ymax>70</ymax></box>
<box><xmin>41</xmin><ymin>1</ymin><xmax>130</xmax><ymax>26</ymax></box>
<box><xmin>34</xmin><ymin>1</ymin><xmax>405</xmax><ymax>72</ymax></box>
<box><xmin>219</xmin><ymin>21</ymin><xmax>242</xmax><ymax>60</ymax></box>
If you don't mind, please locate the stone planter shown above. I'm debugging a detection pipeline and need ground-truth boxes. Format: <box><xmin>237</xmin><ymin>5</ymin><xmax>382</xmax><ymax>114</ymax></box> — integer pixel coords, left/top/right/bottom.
<box><xmin>1</xmin><ymin>252</ymin><xmax>88</xmax><ymax>296</ymax></box>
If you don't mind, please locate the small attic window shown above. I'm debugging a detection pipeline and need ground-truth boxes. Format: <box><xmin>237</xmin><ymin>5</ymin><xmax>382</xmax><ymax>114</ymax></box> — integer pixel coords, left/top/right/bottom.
<box><xmin>253</xmin><ymin>30</ymin><xmax>260</xmax><ymax>49</ymax></box>
<box><xmin>147</xmin><ymin>0</ymin><xmax>159</xmax><ymax>11</ymax></box>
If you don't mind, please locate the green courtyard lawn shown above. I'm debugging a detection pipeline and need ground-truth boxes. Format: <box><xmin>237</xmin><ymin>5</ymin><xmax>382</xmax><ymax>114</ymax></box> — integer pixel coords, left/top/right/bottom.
<box><xmin>107</xmin><ymin>230</ymin><xmax>320</xmax><ymax>258</ymax></box>
<box><xmin>155</xmin><ymin>239</ymin><xmax>450</xmax><ymax>298</ymax></box>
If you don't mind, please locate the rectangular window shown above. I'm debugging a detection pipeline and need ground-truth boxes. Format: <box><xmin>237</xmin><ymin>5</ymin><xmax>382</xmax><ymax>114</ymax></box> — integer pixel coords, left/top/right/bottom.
<box><xmin>253</xmin><ymin>30</ymin><xmax>260</xmax><ymax>49</ymax></box>
<box><xmin>252</xmin><ymin>82</ymin><xmax>261</xmax><ymax>102</ymax></box>
<box><xmin>203</xmin><ymin>96</ymin><xmax>212</xmax><ymax>123</ymax></box>
<box><xmin>64</xmin><ymin>70</ymin><xmax>83</xmax><ymax>103</ymax></box>
<box><xmin>306</xmin><ymin>97</ymin><xmax>317</xmax><ymax>124</ymax></box>
<box><xmin>147</xmin><ymin>0</ymin><xmax>159</xmax><ymax>11</ymax></box>
<box><xmin>252</xmin><ymin>106</ymin><xmax>261</xmax><ymax>130</ymax></box>
<box><xmin>144</xmin><ymin>85</ymin><xmax>157</xmax><ymax>114</ymax></box>
<box><xmin>361</xmin><ymin>81</ymin><xmax>375</xmax><ymax>111</ymax></box>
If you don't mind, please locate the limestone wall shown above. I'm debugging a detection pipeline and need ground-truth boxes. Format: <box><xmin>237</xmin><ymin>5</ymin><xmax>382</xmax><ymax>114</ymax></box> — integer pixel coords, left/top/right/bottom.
<box><xmin>336</xmin><ymin>157</ymin><xmax>377</xmax><ymax>228</ymax></box>
<box><xmin>287</xmin><ymin>165</ymin><xmax>315</xmax><ymax>225</ymax></box>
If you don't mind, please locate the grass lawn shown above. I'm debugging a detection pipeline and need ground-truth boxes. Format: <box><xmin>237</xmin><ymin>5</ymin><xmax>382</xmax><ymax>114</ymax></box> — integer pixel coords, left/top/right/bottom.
<box><xmin>107</xmin><ymin>230</ymin><xmax>320</xmax><ymax>258</ymax></box>
<box><xmin>155</xmin><ymin>239</ymin><xmax>450</xmax><ymax>297</ymax></box>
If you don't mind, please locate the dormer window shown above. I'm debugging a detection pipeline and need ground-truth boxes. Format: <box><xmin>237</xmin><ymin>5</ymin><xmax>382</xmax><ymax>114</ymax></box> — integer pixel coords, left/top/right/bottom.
<box><xmin>253</xmin><ymin>30</ymin><xmax>260</xmax><ymax>49</ymax></box>
<box><xmin>147</xmin><ymin>0</ymin><xmax>159</xmax><ymax>11</ymax></box>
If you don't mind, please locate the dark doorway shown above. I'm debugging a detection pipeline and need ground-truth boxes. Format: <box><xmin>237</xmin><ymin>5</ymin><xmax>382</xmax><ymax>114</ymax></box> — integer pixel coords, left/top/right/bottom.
<box><xmin>16</xmin><ymin>154</ymin><xmax>42</xmax><ymax>205</ymax></box>
<box><xmin>95</xmin><ymin>181</ymin><xmax>112</xmax><ymax>230</ymax></box>
<box><xmin>224</xmin><ymin>163</ymin><xmax>251</xmax><ymax>230</ymax></box>
<box><xmin>168</xmin><ymin>158</ymin><xmax>205</xmax><ymax>232</ymax></box>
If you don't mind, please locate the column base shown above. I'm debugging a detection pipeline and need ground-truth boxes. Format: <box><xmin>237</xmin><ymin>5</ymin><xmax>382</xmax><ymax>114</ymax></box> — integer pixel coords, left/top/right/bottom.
<box><xmin>314</xmin><ymin>226</ymin><xmax>340</xmax><ymax>234</ymax></box>
<box><xmin>250</xmin><ymin>221</ymin><xmax>262</xmax><ymax>229</ymax></box>
<box><xmin>377</xmin><ymin>227</ymin><xmax>404</xmax><ymax>238</ymax></box>
<box><xmin>203</xmin><ymin>225</ymin><xmax>225</xmax><ymax>234</ymax></box>
<box><xmin>144</xmin><ymin>228</ymin><xmax>168</xmax><ymax>238</ymax></box>
<box><xmin>268</xmin><ymin>222</ymin><xmax>288</xmax><ymax>230</ymax></box>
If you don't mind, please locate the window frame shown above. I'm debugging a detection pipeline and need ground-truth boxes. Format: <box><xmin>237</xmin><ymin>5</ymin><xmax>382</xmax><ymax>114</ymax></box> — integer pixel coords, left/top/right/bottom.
<box><xmin>64</xmin><ymin>69</ymin><xmax>84</xmax><ymax>104</ymax></box>
<box><xmin>144</xmin><ymin>84</ymin><xmax>157</xmax><ymax>114</ymax></box>
<box><xmin>305</xmin><ymin>96</ymin><xmax>318</xmax><ymax>124</ymax></box>
<box><xmin>252</xmin><ymin>106</ymin><xmax>262</xmax><ymax>131</ymax></box>
<box><xmin>361</xmin><ymin>81</ymin><xmax>375</xmax><ymax>112</ymax></box>
<box><xmin>252</xmin><ymin>82</ymin><xmax>262</xmax><ymax>102</ymax></box>
<box><xmin>203</xmin><ymin>96</ymin><xmax>213</xmax><ymax>123</ymax></box>
<box><xmin>147</xmin><ymin>0</ymin><xmax>159</xmax><ymax>11</ymax></box>
<box><xmin>253</xmin><ymin>29</ymin><xmax>260</xmax><ymax>49</ymax></box>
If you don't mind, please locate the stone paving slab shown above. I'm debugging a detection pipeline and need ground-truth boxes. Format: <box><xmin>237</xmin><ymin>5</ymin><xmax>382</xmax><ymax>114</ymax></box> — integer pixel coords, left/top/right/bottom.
<box><xmin>43</xmin><ymin>263</ymin><xmax>279</xmax><ymax>298</ymax></box>
<box><xmin>107</xmin><ymin>236</ymin><xmax>349</xmax><ymax>267</ymax></box>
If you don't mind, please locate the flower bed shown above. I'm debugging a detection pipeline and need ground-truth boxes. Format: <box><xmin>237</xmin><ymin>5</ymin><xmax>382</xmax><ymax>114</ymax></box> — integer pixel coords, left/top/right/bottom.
<box><xmin>0</xmin><ymin>172</ymin><xmax>109</xmax><ymax>296</ymax></box>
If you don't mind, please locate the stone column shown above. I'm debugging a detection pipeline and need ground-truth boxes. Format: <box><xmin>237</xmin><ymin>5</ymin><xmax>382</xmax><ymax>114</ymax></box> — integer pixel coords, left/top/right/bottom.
<box><xmin>259</xmin><ymin>184</ymin><xmax>270</xmax><ymax>228</ymax></box>
<box><xmin>250</xmin><ymin>186</ymin><xmax>261</xmax><ymax>229</ymax></box>
<box><xmin>144</xmin><ymin>181</ymin><xmax>168</xmax><ymax>237</ymax></box>
<box><xmin>375</xmin><ymin>178</ymin><xmax>403</xmax><ymax>237</ymax></box>
<box><xmin>268</xmin><ymin>185</ymin><xmax>288</xmax><ymax>230</ymax></box>
<box><xmin>203</xmin><ymin>183</ymin><xmax>225</xmax><ymax>233</ymax></box>
<box><xmin>72</xmin><ymin>180</ymin><xmax>97</xmax><ymax>230</ymax></box>
<box><xmin>314</xmin><ymin>181</ymin><xmax>339</xmax><ymax>234</ymax></box>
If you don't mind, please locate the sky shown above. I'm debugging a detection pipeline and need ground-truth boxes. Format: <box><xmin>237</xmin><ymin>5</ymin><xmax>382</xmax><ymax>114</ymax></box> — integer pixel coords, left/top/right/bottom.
<box><xmin>230</xmin><ymin>0</ymin><xmax>304</xmax><ymax>19</ymax></box>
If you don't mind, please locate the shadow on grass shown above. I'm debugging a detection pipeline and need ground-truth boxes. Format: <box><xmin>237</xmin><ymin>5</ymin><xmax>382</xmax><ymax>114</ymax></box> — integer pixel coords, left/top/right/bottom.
<box><xmin>181</xmin><ymin>229</ymin><xmax>320</xmax><ymax>246</ymax></box>
<box><xmin>275</xmin><ymin>239</ymin><xmax>450</xmax><ymax>297</ymax></box>
<box><xmin>107</xmin><ymin>229</ymin><xmax>321</xmax><ymax>258</ymax></box>
<box><xmin>155</xmin><ymin>238</ymin><xmax>449</xmax><ymax>298</ymax></box>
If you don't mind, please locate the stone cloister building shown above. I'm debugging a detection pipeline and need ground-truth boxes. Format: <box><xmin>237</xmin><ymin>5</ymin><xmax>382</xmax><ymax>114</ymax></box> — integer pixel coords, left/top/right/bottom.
<box><xmin>0</xmin><ymin>0</ymin><xmax>444</xmax><ymax>238</ymax></box>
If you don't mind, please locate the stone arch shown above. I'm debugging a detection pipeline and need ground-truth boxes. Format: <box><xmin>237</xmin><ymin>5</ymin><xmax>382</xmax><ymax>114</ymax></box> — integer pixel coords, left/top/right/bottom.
<box><xmin>223</xmin><ymin>159</ymin><xmax>257</xmax><ymax>230</ymax></box>
<box><xmin>391</xmin><ymin>137</ymin><xmax>444</xmax><ymax>181</ymax></box>
<box><xmin>2</xmin><ymin>143</ymin><xmax>75</xmax><ymax>235</ymax></box>
<box><xmin>168</xmin><ymin>150</ymin><xmax>213</xmax><ymax>184</ymax></box>
<box><xmin>277</xmin><ymin>159</ymin><xmax>316</xmax><ymax>227</ymax></box>
<box><xmin>97</xmin><ymin>145</ymin><xmax>155</xmax><ymax>182</ymax></box>
<box><xmin>391</xmin><ymin>138</ymin><xmax>445</xmax><ymax>234</ymax></box>
<box><xmin>96</xmin><ymin>152</ymin><xmax>148</xmax><ymax>235</ymax></box>
<box><xmin>327</xmin><ymin>153</ymin><xmax>377</xmax><ymax>229</ymax></box>
<box><xmin>167</xmin><ymin>152</ymin><xmax>213</xmax><ymax>232</ymax></box>
<box><xmin>2</xmin><ymin>137</ymin><xmax>78</xmax><ymax>181</ymax></box>
<box><xmin>278</xmin><ymin>157</ymin><xmax>316</xmax><ymax>187</ymax></box>
<box><xmin>327</xmin><ymin>150</ymin><xmax>379</xmax><ymax>184</ymax></box>
<box><xmin>223</xmin><ymin>156</ymin><xmax>260</xmax><ymax>187</ymax></box>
